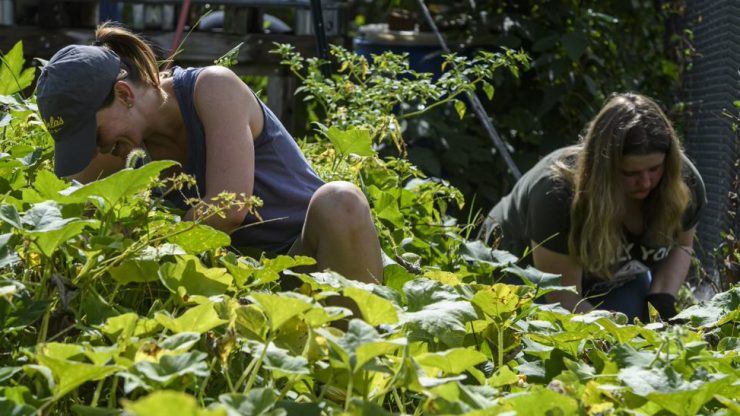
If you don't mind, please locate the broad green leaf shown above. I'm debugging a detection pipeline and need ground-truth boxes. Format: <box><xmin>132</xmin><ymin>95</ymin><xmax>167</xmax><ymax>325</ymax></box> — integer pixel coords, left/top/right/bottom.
<box><xmin>647</xmin><ymin>377</ymin><xmax>734</xmax><ymax>416</ymax></box>
<box><xmin>155</xmin><ymin>301</ymin><xmax>228</xmax><ymax>334</ymax></box>
<box><xmin>0</xmin><ymin>233</ymin><xmax>20</xmax><ymax>268</ymax></box>
<box><xmin>423</xmin><ymin>270</ymin><xmax>461</xmax><ymax>286</ymax></box>
<box><xmin>63</xmin><ymin>161</ymin><xmax>177</xmax><ymax>211</ymax></box>
<box><xmin>235</xmin><ymin>305</ymin><xmax>268</xmax><ymax>339</ymax></box>
<box><xmin>135</xmin><ymin>351</ymin><xmax>209</xmax><ymax>386</ymax></box>
<box><xmin>0</xmin><ymin>42</ymin><xmax>36</xmax><ymax>95</ymax></box>
<box><xmin>561</xmin><ymin>32</ymin><xmax>588</xmax><ymax>60</ymax></box>
<box><xmin>403</xmin><ymin>278</ymin><xmax>460</xmax><ymax>312</ymax></box>
<box><xmin>461</xmin><ymin>240</ymin><xmax>518</xmax><ymax>266</ymax></box>
<box><xmin>29</xmin><ymin>170</ymin><xmax>71</xmax><ymax>203</ymax></box>
<box><xmin>250</xmin><ymin>292</ymin><xmax>313</xmax><ymax>331</ymax></box>
<box><xmin>123</xmin><ymin>390</ymin><xmax>226</xmax><ymax>416</ymax></box>
<box><xmin>109</xmin><ymin>260</ymin><xmax>159</xmax><ymax>285</ymax></box>
<box><xmin>401</xmin><ymin>300</ymin><xmax>477</xmax><ymax>347</ymax></box>
<box><xmin>673</xmin><ymin>287</ymin><xmax>739</xmax><ymax>327</ymax></box>
<box><xmin>472</xmin><ymin>284</ymin><xmax>520</xmax><ymax>318</ymax></box>
<box><xmin>252</xmin><ymin>255</ymin><xmax>316</xmax><ymax>286</ymax></box>
<box><xmin>71</xmin><ymin>405</ymin><xmax>122</xmax><ymax>416</ymax></box>
<box><xmin>30</xmin><ymin>220</ymin><xmax>90</xmax><ymax>258</ymax></box>
<box><xmin>503</xmin><ymin>385</ymin><xmax>579</xmax><ymax>415</ymax></box>
<box><xmin>618</xmin><ymin>365</ymin><xmax>703</xmax><ymax>397</ymax></box>
<box><xmin>368</xmin><ymin>187</ymin><xmax>404</xmax><ymax>227</ymax></box>
<box><xmin>505</xmin><ymin>264</ymin><xmax>577</xmax><ymax>294</ymax></box>
<box><xmin>166</xmin><ymin>223</ymin><xmax>230</xmax><ymax>253</ymax></box>
<box><xmin>245</xmin><ymin>341</ymin><xmax>309</xmax><ymax>376</ymax></box>
<box><xmin>416</xmin><ymin>348</ymin><xmax>487</xmax><ymax>375</ymax></box>
<box><xmin>610</xmin><ymin>343</ymin><xmax>654</xmax><ymax>368</ymax></box>
<box><xmin>0</xmin><ymin>204</ymin><xmax>22</xmax><ymax>229</ymax></box>
<box><xmin>1</xmin><ymin>296</ymin><xmax>49</xmax><ymax>332</ymax></box>
<box><xmin>344</xmin><ymin>287</ymin><xmax>398</xmax><ymax>326</ymax></box>
<box><xmin>218</xmin><ymin>389</ymin><xmax>279</xmax><ymax>416</ymax></box>
<box><xmin>35</xmin><ymin>354</ymin><xmax>121</xmax><ymax>399</ymax></box>
<box><xmin>488</xmin><ymin>364</ymin><xmax>520</xmax><ymax>387</ymax></box>
<box><xmin>0</xmin><ymin>399</ymin><xmax>37</xmax><ymax>416</ymax></box>
<box><xmin>159</xmin><ymin>255</ymin><xmax>232</xmax><ymax>297</ymax></box>
<box><xmin>325</xmin><ymin>126</ymin><xmax>374</xmax><ymax>157</ymax></box>
<box><xmin>160</xmin><ymin>332</ymin><xmax>201</xmax><ymax>352</ymax></box>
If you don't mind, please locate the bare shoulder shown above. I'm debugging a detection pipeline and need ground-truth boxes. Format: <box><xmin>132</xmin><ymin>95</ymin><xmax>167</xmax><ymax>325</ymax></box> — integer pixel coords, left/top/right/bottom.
<box><xmin>194</xmin><ymin>65</ymin><xmax>249</xmax><ymax>97</ymax></box>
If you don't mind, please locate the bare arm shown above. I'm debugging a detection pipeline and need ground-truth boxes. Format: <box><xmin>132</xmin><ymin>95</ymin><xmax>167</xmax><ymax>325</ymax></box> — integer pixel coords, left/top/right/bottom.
<box><xmin>531</xmin><ymin>241</ymin><xmax>594</xmax><ymax>313</ymax></box>
<box><xmin>189</xmin><ymin>66</ymin><xmax>260</xmax><ymax>233</ymax></box>
<box><xmin>649</xmin><ymin>226</ymin><xmax>696</xmax><ymax>296</ymax></box>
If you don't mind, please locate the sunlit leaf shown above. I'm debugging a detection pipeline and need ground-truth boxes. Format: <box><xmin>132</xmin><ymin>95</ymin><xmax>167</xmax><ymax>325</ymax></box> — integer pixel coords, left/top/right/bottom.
<box><xmin>344</xmin><ymin>287</ymin><xmax>399</xmax><ymax>326</ymax></box>
<box><xmin>416</xmin><ymin>348</ymin><xmax>487</xmax><ymax>375</ymax></box>
<box><xmin>35</xmin><ymin>353</ymin><xmax>121</xmax><ymax>399</ymax></box>
<box><xmin>155</xmin><ymin>301</ymin><xmax>228</xmax><ymax>334</ymax></box>
<box><xmin>123</xmin><ymin>390</ymin><xmax>226</xmax><ymax>416</ymax></box>
<box><xmin>166</xmin><ymin>223</ymin><xmax>230</xmax><ymax>253</ymax></box>
<box><xmin>325</xmin><ymin>126</ymin><xmax>375</xmax><ymax>157</ymax></box>
<box><xmin>218</xmin><ymin>389</ymin><xmax>279</xmax><ymax>416</ymax></box>
<box><xmin>244</xmin><ymin>341</ymin><xmax>309</xmax><ymax>376</ymax></box>
<box><xmin>159</xmin><ymin>255</ymin><xmax>232</xmax><ymax>297</ymax></box>
<box><xmin>135</xmin><ymin>351</ymin><xmax>209</xmax><ymax>386</ymax></box>
<box><xmin>250</xmin><ymin>292</ymin><xmax>313</xmax><ymax>331</ymax></box>
<box><xmin>110</xmin><ymin>259</ymin><xmax>159</xmax><ymax>285</ymax></box>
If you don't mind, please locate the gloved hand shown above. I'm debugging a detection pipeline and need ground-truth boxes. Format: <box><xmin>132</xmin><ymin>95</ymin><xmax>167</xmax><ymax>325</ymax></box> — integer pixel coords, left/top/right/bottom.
<box><xmin>645</xmin><ymin>293</ymin><xmax>677</xmax><ymax>320</ymax></box>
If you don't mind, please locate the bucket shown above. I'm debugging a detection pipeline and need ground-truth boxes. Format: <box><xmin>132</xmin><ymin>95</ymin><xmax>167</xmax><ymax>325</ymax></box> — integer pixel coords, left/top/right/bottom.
<box><xmin>353</xmin><ymin>23</ymin><xmax>443</xmax><ymax>76</ymax></box>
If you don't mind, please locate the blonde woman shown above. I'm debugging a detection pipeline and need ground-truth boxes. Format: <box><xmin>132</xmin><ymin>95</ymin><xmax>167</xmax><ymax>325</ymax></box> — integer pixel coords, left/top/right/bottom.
<box><xmin>35</xmin><ymin>22</ymin><xmax>383</xmax><ymax>285</ymax></box>
<box><xmin>479</xmin><ymin>93</ymin><xmax>706</xmax><ymax>321</ymax></box>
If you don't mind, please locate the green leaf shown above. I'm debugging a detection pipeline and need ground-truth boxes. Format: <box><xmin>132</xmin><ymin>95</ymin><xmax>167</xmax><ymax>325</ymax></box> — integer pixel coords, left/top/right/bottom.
<box><xmin>325</xmin><ymin>126</ymin><xmax>375</xmax><ymax>157</ymax></box>
<box><xmin>561</xmin><ymin>32</ymin><xmax>588</xmax><ymax>60</ymax></box>
<box><xmin>250</xmin><ymin>292</ymin><xmax>313</xmax><ymax>331</ymax></box>
<box><xmin>244</xmin><ymin>341</ymin><xmax>309</xmax><ymax>376</ymax></box>
<box><xmin>403</xmin><ymin>278</ymin><xmax>460</xmax><ymax>312</ymax></box>
<box><xmin>673</xmin><ymin>287</ymin><xmax>739</xmax><ymax>327</ymax></box>
<box><xmin>218</xmin><ymin>389</ymin><xmax>279</xmax><ymax>416</ymax></box>
<box><xmin>416</xmin><ymin>348</ymin><xmax>487</xmax><ymax>375</ymax></box>
<box><xmin>344</xmin><ymin>287</ymin><xmax>399</xmax><ymax>326</ymax></box>
<box><xmin>159</xmin><ymin>255</ymin><xmax>233</xmax><ymax>297</ymax></box>
<box><xmin>454</xmin><ymin>99</ymin><xmax>466</xmax><ymax>119</ymax></box>
<box><xmin>0</xmin><ymin>233</ymin><xmax>20</xmax><ymax>268</ymax></box>
<box><xmin>63</xmin><ymin>161</ymin><xmax>177</xmax><ymax>211</ymax></box>
<box><xmin>252</xmin><ymin>255</ymin><xmax>316</xmax><ymax>286</ymax></box>
<box><xmin>155</xmin><ymin>301</ymin><xmax>228</xmax><ymax>334</ymax></box>
<box><xmin>401</xmin><ymin>299</ymin><xmax>477</xmax><ymax>347</ymax></box>
<box><xmin>471</xmin><ymin>284</ymin><xmax>520</xmax><ymax>318</ymax></box>
<box><xmin>0</xmin><ymin>204</ymin><xmax>22</xmax><ymax>229</ymax></box>
<box><xmin>488</xmin><ymin>365</ymin><xmax>520</xmax><ymax>387</ymax></box>
<box><xmin>71</xmin><ymin>405</ymin><xmax>122</xmax><ymax>416</ymax></box>
<box><xmin>481</xmin><ymin>81</ymin><xmax>495</xmax><ymax>100</ymax></box>
<box><xmin>135</xmin><ymin>351</ymin><xmax>209</xmax><ymax>386</ymax></box>
<box><xmin>461</xmin><ymin>240</ymin><xmax>518</xmax><ymax>266</ymax></box>
<box><xmin>35</xmin><ymin>353</ymin><xmax>121</xmax><ymax>399</ymax></box>
<box><xmin>503</xmin><ymin>385</ymin><xmax>579</xmax><ymax>415</ymax></box>
<box><xmin>110</xmin><ymin>260</ymin><xmax>160</xmax><ymax>285</ymax></box>
<box><xmin>318</xmin><ymin>319</ymin><xmax>403</xmax><ymax>372</ymax></box>
<box><xmin>647</xmin><ymin>377</ymin><xmax>734</xmax><ymax>416</ymax></box>
<box><xmin>166</xmin><ymin>223</ymin><xmax>230</xmax><ymax>253</ymax></box>
<box><xmin>0</xmin><ymin>42</ymin><xmax>36</xmax><ymax>95</ymax></box>
<box><xmin>0</xmin><ymin>399</ymin><xmax>37</xmax><ymax>416</ymax></box>
<box><xmin>123</xmin><ymin>390</ymin><xmax>227</xmax><ymax>416</ymax></box>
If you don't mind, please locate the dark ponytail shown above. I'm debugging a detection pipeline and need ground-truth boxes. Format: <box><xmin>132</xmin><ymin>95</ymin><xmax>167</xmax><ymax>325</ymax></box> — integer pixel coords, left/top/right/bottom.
<box><xmin>94</xmin><ymin>21</ymin><xmax>161</xmax><ymax>90</ymax></box>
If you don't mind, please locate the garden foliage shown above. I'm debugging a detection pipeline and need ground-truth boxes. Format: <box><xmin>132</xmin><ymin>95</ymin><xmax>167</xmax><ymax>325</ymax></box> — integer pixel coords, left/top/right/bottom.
<box><xmin>0</xmin><ymin>38</ymin><xmax>738</xmax><ymax>416</ymax></box>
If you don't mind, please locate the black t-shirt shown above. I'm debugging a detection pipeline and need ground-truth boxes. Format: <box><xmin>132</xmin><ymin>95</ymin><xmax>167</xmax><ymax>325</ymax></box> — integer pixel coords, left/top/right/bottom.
<box><xmin>481</xmin><ymin>146</ymin><xmax>706</xmax><ymax>286</ymax></box>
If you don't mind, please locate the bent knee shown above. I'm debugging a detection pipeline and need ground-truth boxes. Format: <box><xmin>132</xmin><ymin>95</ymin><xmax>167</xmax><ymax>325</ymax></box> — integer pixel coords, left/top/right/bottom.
<box><xmin>311</xmin><ymin>181</ymin><xmax>371</xmax><ymax>222</ymax></box>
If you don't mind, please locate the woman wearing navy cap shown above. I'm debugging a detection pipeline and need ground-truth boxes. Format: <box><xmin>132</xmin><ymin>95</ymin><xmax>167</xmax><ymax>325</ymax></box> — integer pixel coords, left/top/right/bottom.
<box><xmin>36</xmin><ymin>22</ymin><xmax>383</xmax><ymax>285</ymax></box>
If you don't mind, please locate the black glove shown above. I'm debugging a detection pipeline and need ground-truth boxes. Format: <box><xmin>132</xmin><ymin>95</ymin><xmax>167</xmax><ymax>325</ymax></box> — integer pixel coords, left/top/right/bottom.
<box><xmin>645</xmin><ymin>293</ymin><xmax>677</xmax><ymax>320</ymax></box>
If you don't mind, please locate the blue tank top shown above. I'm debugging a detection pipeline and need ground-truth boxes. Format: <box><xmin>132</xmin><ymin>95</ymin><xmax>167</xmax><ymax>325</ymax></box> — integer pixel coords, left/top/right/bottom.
<box><xmin>168</xmin><ymin>66</ymin><xmax>325</xmax><ymax>253</ymax></box>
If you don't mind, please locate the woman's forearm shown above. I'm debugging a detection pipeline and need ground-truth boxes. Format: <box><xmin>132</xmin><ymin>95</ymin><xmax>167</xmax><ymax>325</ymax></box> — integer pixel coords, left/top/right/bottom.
<box><xmin>649</xmin><ymin>246</ymin><xmax>693</xmax><ymax>296</ymax></box>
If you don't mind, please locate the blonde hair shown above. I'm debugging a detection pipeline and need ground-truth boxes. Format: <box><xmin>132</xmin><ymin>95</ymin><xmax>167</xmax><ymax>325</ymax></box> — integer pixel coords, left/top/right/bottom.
<box><xmin>94</xmin><ymin>21</ymin><xmax>163</xmax><ymax>104</ymax></box>
<box><xmin>555</xmin><ymin>92</ymin><xmax>690</xmax><ymax>278</ymax></box>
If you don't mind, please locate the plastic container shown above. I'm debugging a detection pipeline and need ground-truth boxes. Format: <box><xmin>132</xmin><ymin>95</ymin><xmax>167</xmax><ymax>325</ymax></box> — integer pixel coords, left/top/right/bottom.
<box><xmin>353</xmin><ymin>23</ymin><xmax>443</xmax><ymax>76</ymax></box>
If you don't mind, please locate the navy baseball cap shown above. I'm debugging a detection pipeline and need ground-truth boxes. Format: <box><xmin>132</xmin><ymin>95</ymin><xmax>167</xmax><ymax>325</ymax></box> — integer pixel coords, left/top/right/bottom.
<box><xmin>36</xmin><ymin>45</ymin><xmax>121</xmax><ymax>177</ymax></box>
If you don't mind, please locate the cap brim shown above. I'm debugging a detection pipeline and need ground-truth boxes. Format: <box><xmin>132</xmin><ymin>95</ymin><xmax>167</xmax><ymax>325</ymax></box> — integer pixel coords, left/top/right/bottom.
<box><xmin>53</xmin><ymin>115</ymin><xmax>97</xmax><ymax>178</ymax></box>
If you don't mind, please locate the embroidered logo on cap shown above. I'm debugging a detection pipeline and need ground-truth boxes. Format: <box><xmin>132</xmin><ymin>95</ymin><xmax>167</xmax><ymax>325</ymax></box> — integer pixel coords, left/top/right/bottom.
<box><xmin>44</xmin><ymin>116</ymin><xmax>65</xmax><ymax>133</ymax></box>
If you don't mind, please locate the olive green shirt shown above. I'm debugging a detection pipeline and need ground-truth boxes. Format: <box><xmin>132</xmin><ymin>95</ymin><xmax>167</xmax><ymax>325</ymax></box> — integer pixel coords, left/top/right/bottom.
<box><xmin>481</xmin><ymin>146</ymin><xmax>706</xmax><ymax>284</ymax></box>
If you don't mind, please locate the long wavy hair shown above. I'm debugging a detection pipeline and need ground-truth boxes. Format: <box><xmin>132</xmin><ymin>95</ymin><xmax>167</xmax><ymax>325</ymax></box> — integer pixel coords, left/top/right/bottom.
<box><xmin>93</xmin><ymin>21</ymin><xmax>164</xmax><ymax>106</ymax></box>
<box><xmin>554</xmin><ymin>93</ymin><xmax>690</xmax><ymax>278</ymax></box>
